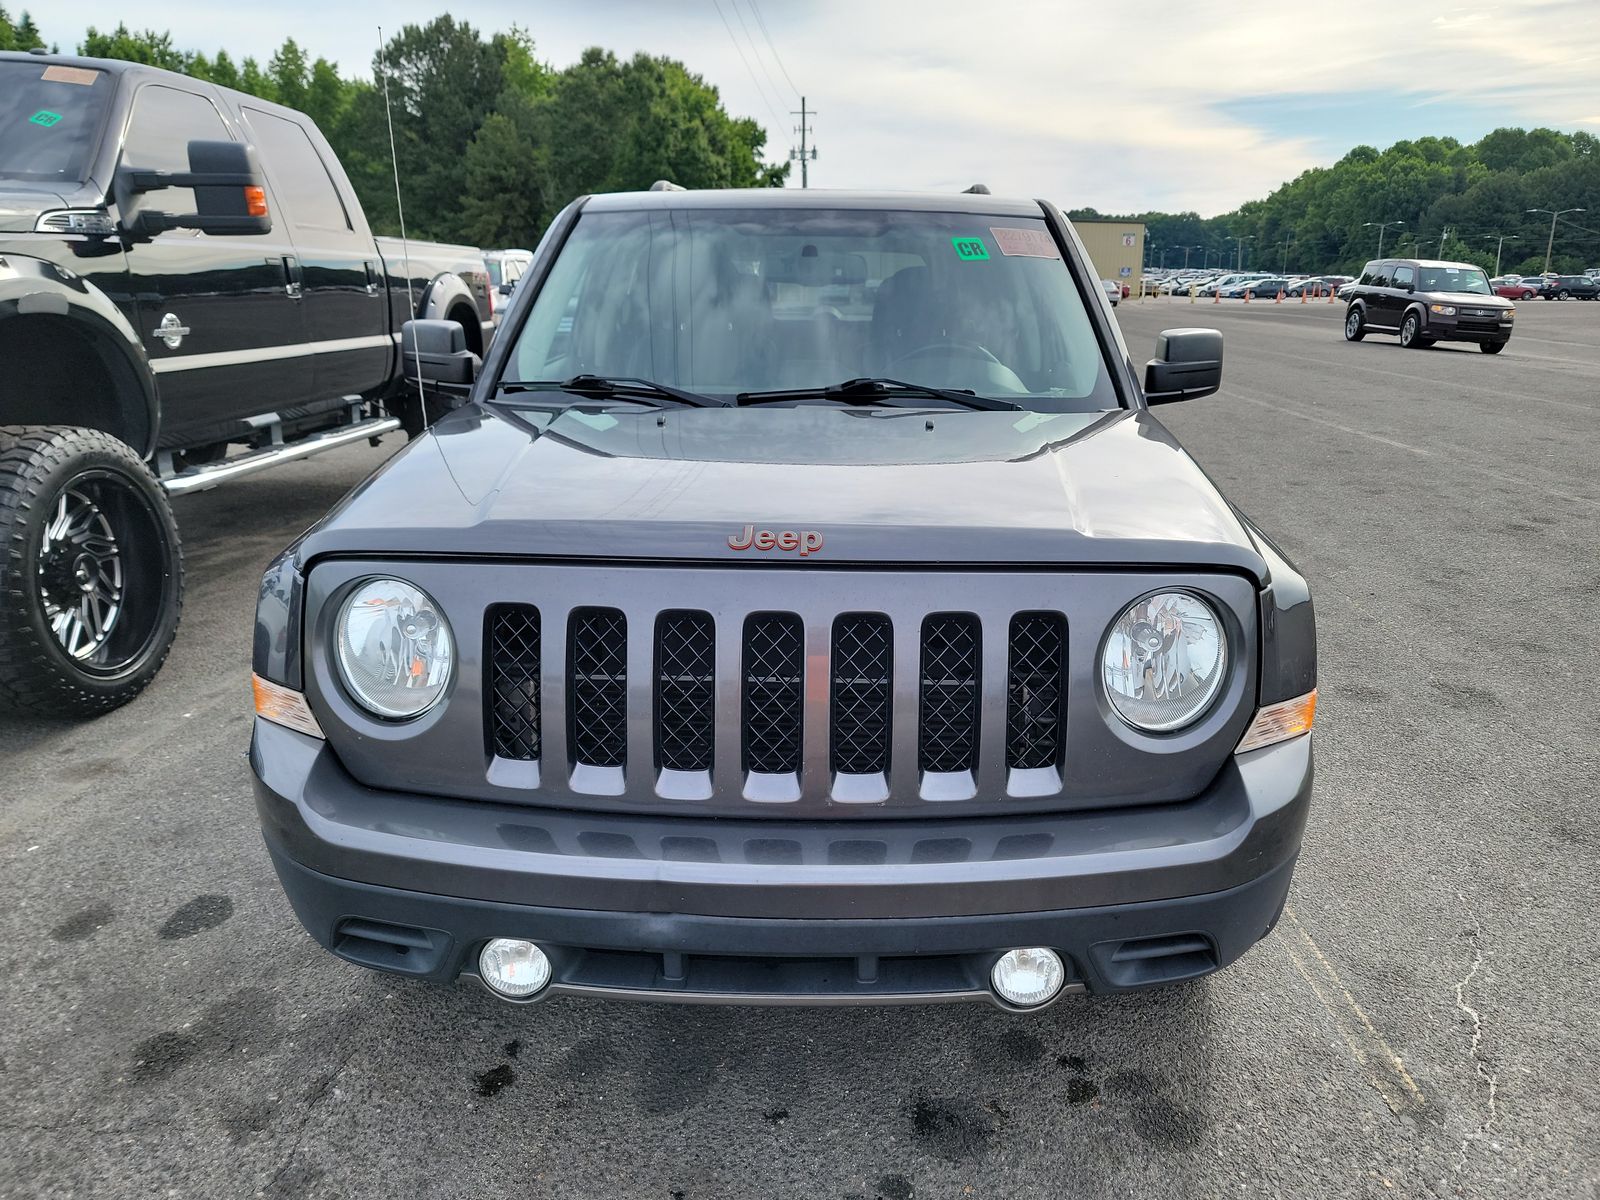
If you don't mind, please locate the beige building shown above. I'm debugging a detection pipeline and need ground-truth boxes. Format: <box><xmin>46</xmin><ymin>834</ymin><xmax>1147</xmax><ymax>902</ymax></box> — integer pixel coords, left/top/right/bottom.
<box><xmin>1071</xmin><ymin>219</ymin><xmax>1146</xmax><ymax>291</ymax></box>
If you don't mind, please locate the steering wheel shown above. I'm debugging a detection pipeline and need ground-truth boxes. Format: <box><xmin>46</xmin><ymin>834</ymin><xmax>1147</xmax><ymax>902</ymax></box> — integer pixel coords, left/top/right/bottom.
<box><xmin>886</xmin><ymin>341</ymin><xmax>1003</xmax><ymax>371</ymax></box>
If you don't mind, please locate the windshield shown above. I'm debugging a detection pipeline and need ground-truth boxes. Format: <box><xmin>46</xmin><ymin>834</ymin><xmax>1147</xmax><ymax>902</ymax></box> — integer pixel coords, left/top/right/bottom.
<box><xmin>0</xmin><ymin>62</ymin><xmax>112</xmax><ymax>186</ymax></box>
<box><xmin>505</xmin><ymin>207</ymin><xmax>1120</xmax><ymax>411</ymax></box>
<box><xmin>1419</xmin><ymin>265</ymin><xmax>1491</xmax><ymax>295</ymax></box>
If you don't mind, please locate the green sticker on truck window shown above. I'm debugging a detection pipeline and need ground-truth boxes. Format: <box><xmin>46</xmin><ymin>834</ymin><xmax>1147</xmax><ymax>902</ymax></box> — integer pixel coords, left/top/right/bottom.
<box><xmin>951</xmin><ymin>235</ymin><xmax>989</xmax><ymax>261</ymax></box>
<box><xmin>29</xmin><ymin>110</ymin><xmax>63</xmax><ymax>127</ymax></box>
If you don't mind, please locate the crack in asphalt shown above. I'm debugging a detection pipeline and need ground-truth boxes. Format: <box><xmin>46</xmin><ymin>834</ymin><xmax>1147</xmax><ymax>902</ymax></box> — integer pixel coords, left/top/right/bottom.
<box><xmin>261</xmin><ymin>1041</ymin><xmax>361</xmax><ymax>1195</ymax></box>
<box><xmin>1452</xmin><ymin>895</ymin><xmax>1498</xmax><ymax>1176</ymax></box>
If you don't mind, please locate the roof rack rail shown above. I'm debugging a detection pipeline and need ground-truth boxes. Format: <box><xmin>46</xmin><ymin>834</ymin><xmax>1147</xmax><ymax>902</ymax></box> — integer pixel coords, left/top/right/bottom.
<box><xmin>649</xmin><ymin>180</ymin><xmax>686</xmax><ymax>192</ymax></box>
<box><xmin>963</xmin><ymin>183</ymin><xmax>991</xmax><ymax>195</ymax></box>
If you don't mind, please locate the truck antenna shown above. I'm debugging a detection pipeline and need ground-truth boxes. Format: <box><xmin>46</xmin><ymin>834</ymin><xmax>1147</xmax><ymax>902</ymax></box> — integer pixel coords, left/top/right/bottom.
<box><xmin>377</xmin><ymin>27</ymin><xmax>424</xmax><ymax>398</ymax></box>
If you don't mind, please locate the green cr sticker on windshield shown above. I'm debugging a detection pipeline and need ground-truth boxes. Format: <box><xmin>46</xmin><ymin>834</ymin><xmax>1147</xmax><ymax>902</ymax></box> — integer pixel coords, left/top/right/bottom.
<box><xmin>951</xmin><ymin>235</ymin><xmax>989</xmax><ymax>261</ymax></box>
<box><xmin>29</xmin><ymin>110</ymin><xmax>62</xmax><ymax>127</ymax></box>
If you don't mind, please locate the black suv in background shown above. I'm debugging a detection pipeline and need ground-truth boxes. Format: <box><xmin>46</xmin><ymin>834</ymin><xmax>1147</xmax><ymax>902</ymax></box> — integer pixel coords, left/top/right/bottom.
<box><xmin>1532</xmin><ymin>274</ymin><xmax>1599</xmax><ymax>300</ymax></box>
<box><xmin>1343</xmin><ymin>259</ymin><xmax>1515</xmax><ymax>353</ymax></box>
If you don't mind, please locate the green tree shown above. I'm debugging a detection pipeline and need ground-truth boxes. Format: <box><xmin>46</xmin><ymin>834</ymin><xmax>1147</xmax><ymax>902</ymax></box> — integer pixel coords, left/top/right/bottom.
<box><xmin>267</xmin><ymin>38</ymin><xmax>311</xmax><ymax>113</ymax></box>
<box><xmin>79</xmin><ymin>24</ymin><xmax>188</xmax><ymax>70</ymax></box>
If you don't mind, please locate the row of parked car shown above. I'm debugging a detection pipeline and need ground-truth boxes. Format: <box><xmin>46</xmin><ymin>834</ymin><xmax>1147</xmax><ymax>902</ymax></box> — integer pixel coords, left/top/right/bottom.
<box><xmin>1488</xmin><ymin>273</ymin><xmax>1600</xmax><ymax>300</ymax></box>
<box><xmin>1143</xmin><ymin>270</ymin><xmax>1354</xmax><ymax>299</ymax></box>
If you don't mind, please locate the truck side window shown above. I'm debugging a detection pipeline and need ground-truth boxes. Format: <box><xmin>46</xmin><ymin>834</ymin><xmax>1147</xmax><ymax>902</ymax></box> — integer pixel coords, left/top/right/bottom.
<box><xmin>242</xmin><ymin>109</ymin><xmax>352</xmax><ymax>232</ymax></box>
<box><xmin>122</xmin><ymin>85</ymin><xmax>232</xmax><ymax>224</ymax></box>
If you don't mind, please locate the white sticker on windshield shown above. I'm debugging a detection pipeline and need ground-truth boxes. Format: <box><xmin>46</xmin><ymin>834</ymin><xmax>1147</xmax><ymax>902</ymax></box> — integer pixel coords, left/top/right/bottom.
<box><xmin>41</xmin><ymin>66</ymin><xmax>100</xmax><ymax>86</ymax></box>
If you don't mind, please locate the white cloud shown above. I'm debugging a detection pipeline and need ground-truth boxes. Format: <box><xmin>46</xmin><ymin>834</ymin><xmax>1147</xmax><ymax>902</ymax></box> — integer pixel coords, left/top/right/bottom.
<box><xmin>35</xmin><ymin>0</ymin><xmax>1600</xmax><ymax>215</ymax></box>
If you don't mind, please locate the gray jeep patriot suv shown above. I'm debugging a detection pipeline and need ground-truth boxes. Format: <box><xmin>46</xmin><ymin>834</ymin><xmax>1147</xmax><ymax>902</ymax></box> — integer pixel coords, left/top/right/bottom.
<box><xmin>251</xmin><ymin>188</ymin><xmax>1317</xmax><ymax>1011</ymax></box>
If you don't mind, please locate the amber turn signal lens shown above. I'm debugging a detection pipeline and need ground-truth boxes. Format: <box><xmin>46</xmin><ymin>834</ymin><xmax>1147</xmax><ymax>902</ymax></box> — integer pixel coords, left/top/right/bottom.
<box><xmin>244</xmin><ymin>185</ymin><xmax>268</xmax><ymax>217</ymax></box>
<box><xmin>253</xmin><ymin>673</ymin><xmax>325</xmax><ymax>739</ymax></box>
<box><xmin>1235</xmin><ymin>688</ymin><xmax>1316</xmax><ymax>754</ymax></box>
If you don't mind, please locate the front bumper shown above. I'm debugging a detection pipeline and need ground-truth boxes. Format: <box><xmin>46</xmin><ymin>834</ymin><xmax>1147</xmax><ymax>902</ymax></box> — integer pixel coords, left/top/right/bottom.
<box><xmin>252</xmin><ymin>719</ymin><xmax>1313</xmax><ymax>1005</ymax></box>
<box><xmin>1424</xmin><ymin>313</ymin><xmax>1513</xmax><ymax>344</ymax></box>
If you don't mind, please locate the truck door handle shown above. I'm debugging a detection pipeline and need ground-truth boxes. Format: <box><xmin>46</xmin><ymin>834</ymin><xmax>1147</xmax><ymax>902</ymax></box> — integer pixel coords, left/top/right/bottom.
<box><xmin>280</xmin><ymin>255</ymin><xmax>303</xmax><ymax>299</ymax></box>
<box><xmin>364</xmin><ymin>261</ymin><xmax>380</xmax><ymax>296</ymax></box>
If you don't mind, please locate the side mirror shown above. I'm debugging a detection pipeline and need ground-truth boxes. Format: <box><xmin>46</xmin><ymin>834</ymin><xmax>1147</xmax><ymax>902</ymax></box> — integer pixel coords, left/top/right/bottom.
<box><xmin>119</xmin><ymin>140</ymin><xmax>272</xmax><ymax>236</ymax></box>
<box><xmin>400</xmin><ymin>319</ymin><xmax>480</xmax><ymax>389</ymax></box>
<box><xmin>1144</xmin><ymin>328</ymin><xmax>1223</xmax><ymax>405</ymax></box>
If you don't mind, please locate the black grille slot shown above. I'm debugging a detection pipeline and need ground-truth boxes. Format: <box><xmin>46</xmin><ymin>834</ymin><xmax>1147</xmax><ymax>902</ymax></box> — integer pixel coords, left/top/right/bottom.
<box><xmin>569</xmin><ymin>607</ymin><xmax>628</xmax><ymax>767</ymax></box>
<box><xmin>486</xmin><ymin>605</ymin><xmax>540</xmax><ymax>760</ymax></box>
<box><xmin>656</xmin><ymin>611</ymin><xmax>715</xmax><ymax>772</ymax></box>
<box><xmin>830</xmin><ymin>614</ymin><xmax>893</xmax><ymax>775</ymax></box>
<box><xmin>1006</xmin><ymin>612</ymin><xmax>1067</xmax><ymax>770</ymax></box>
<box><xmin>742</xmin><ymin>613</ymin><xmax>804</xmax><ymax>774</ymax></box>
<box><xmin>919</xmin><ymin>614</ymin><xmax>980</xmax><ymax>773</ymax></box>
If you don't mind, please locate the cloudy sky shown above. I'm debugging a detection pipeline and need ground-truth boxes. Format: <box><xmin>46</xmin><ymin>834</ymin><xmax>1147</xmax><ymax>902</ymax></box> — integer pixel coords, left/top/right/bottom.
<box><xmin>37</xmin><ymin>0</ymin><xmax>1600</xmax><ymax>216</ymax></box>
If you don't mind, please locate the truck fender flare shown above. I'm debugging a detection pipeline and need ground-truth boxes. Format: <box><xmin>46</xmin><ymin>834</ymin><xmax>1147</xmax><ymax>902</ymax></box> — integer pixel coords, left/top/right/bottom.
<box><xmin>417</xmin><ymin>273</ymin><xmax>484</xmax><ymax>355</ymax></box>
<box><xmin>0</xmin><ymin>261</ymin><xmax>160</xmax><ymax>458</ymax></box>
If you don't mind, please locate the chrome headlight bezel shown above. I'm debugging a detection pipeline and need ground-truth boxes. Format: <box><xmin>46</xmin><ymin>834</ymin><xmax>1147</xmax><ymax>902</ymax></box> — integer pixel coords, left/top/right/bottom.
<box><xmin>1098</xmin><ymin>589</ymin><xmax>1230</xmax><ymax>734</ymax></box>
<box><xmin>332</xmin><ymin>576</ymin><xmax>455</xmax><ymax>721</ymax></box>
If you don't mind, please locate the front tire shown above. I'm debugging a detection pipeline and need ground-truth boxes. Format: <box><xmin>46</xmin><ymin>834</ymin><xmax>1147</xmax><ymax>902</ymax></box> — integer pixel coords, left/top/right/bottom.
<box><xmin>0</xmin><ymin>426</ymin><xmax>184</xmax><ymax>716</ymax></box>
<box><xmin>1344</xmin><ymin>306</ymin><xmax>1366</xmax><ymax>341</ymax></box>
<box><xmin>1399</xmin><ymin>311</ymin><xmax>1424</xmax><ymax>348</ymax></box>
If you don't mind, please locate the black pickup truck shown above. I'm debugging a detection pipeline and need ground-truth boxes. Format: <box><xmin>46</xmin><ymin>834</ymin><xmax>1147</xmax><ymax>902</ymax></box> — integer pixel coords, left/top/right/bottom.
<box><xmin>0</xmin><ymin>51</ymin><xmax>494</xmax><ymax>715</ymax></box>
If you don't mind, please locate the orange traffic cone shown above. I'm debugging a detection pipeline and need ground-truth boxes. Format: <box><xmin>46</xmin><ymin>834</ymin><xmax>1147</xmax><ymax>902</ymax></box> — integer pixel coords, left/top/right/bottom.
<box><xmin>1243</xmin><ymin>289</ymin><xmax>1250</xmax><ymax>304</ymax></box>
<box><xmin>1212</xmin><ymin>290</ymin><xmax>1220</xmax><ymax>304</ymax></box>
<box><xmin>1275</xmin><ymin>289</ymin><xmax>1284</xmax><ymax>303</ymax></box>
<box><xmin>1300</xmin><ymin>289</ymin><xmax>1306</xmax><ymax>304</ymax></box>
<box><xmin>1327</xmin><ymin>289</ymin><xmax>1336</xmax><ymax>303</ymax></box>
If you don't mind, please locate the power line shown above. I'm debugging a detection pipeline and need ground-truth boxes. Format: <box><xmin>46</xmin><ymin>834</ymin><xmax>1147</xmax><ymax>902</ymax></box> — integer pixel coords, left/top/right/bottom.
<box><xmin>730</xmin><ymin>0</ymin><xmax>792</xmax><ymax>112</ymax></box>
<box><xmin>746</xmin><ymin>0</ymin><xmax>802</xmax><ymax>100</ymax></box>
<box><xmin>710</xmin><ymin>0</ymin><xmax>789</xmax><ymax>135</ymax></box>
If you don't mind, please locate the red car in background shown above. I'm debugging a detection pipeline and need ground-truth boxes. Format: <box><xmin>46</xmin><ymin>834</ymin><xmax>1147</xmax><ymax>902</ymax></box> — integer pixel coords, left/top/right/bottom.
<box><xmin>1494</xmin><ymin>277</ymin><xmax>1540</xmax><ymax>300</ymax></box>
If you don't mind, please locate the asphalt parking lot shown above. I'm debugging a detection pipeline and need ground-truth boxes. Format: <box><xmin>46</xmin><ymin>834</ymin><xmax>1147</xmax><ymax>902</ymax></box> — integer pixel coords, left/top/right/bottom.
<box><xmin>3</xmin><ymin>298</ymin><xmax>1598</xmax><ymax>1199</ymax></box>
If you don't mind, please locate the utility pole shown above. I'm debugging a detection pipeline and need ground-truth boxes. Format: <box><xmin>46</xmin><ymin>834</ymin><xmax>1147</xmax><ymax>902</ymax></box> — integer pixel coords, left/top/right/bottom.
<box><xmin>1482</xmin><ymin>233</ymin><xmax>1518</xmax><ymax>276</ymax></box>
<box><xmin>1527</xmin><ymin>206</ymin><xmax>1584</xmax><ymax>273</ymax></box>
<box><xmin>789</xmin><ymin>98</ymin><xmax>818</xmax><ymax>189</ymax></box>
<box><xmin>1363</xmin><ymin>219</ymin><xmax>1404</xmax><ymax>258</ymax></box>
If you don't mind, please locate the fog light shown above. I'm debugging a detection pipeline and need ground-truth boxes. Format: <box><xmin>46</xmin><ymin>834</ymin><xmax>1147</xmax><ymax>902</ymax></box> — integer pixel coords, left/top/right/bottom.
<box><xmin>991</xmin><ymin>948</ymin><xmax>1066</xmax><ymax>1008</ymax></box>
<box><xmin>479</xmin><ymin>938</ymin><xmax>551</xmax><ymax>999</ymax></box>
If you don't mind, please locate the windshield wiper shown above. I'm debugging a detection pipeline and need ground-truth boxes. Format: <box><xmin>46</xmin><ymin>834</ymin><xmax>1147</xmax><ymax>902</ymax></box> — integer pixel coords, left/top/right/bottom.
<box><xmin>736</xmin><ymin>377</ymin><xmax>1023</xmax><ymax>411</ymax></box>
<box><xmin>493</xmin><ymin>374</ymin><xmax>726</xmax><ymax>408</ymax></box>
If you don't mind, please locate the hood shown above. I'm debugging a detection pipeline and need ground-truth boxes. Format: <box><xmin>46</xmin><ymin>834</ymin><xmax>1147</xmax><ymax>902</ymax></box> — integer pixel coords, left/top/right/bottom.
<box><xmin>299</xmin><ymin>403</ymin><xmax>1267</xmax><ymax>580</ymax></box>
<box><xmin>0</xmin><ymin>185</ymin><xmax>71</xmax><ymax>232</ymax></box>
<box><xmin>1422</xmin><ymin>290</ymin><xmax>1513</xmax><ymax>309</ymax></box>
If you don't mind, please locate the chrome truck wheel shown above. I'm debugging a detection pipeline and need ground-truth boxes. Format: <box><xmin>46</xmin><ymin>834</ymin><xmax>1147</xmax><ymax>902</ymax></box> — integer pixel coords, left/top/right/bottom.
<box><xmin>0</xmin><ymin>427</ymin><xmax>183</xmax><ymax>716</ymax></box>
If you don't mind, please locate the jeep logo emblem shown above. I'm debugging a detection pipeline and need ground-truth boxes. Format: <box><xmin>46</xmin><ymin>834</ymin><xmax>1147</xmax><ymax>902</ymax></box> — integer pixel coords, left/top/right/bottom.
<box><xmin>728</xmin><ymin>525</ymin><xmax>824</xmax><ymax>556</ymax></box>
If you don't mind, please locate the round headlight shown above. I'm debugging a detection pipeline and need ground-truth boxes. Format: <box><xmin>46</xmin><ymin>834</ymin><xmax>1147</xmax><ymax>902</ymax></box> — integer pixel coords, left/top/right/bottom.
<box><xmin>1100</xmin><ymin>591</ymin><xmax>1226</xmax><ymax>732</ymax></box>
<box><xmin>334</xmin><ymin>577</ymin><xmax>454</xmax><ymax>719</ymax></box>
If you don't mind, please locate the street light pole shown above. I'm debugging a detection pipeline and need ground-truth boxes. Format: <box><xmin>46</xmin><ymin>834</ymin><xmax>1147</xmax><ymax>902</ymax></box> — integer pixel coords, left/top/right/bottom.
<box><xmin>1279</xmin><ymin>238</ymin><xmax>1291</xmax><ymax>273</ymax></box>
<box><xmin>1363</xmin><ymin>219</ymin><xmax>1404</xmax><ymax>257</ymax></box>
<box><xmin>1482</xmin><ymin>233</ymin><xmax>1518</xmax><ymax>277</ymax></box>
<box><xmin>1226</xmin><ymin>235</ymin><xmax>1253</xmax><ymax>271</ymax></box>
<box><xmin>1527</xmin><ymin>207</ymin><xmax>1585</xmax><ymax>273</ymax></box>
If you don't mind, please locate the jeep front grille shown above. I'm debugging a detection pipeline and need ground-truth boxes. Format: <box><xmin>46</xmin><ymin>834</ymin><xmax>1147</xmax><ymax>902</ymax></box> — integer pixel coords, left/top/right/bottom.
<box><xmin>656</xmin><ymin>610</ymin><xmax>716</xmax><ymax>773</ymax></box>
<box><xmin>568</xmin><ymin>607</ymin><xmax>628</xmax><ymax>768</ymax></box>
<box><xmin>742</xmin><ymin>613</ymin><xmax>805</xmax><ymax>775</ymax></box>
<box><xmin>830</xmin><ymin>614</ymin><xmax>893</xmax><ymax>776</ymax></box>
<box><xmin>918</xmin><ymin>613</ymin><xmax>981</xmax><ymax>775</ymax></box>
<box><xmin>1006</xmin><ymin>612</ymin><xmax>1068</xmax><ymax>771</ymax></box>
<box><xmin>486</xmin><ymin>604</ymin><xmax>540</xmax><ymax>761</ymax></box>
<box><xmin>485</xmin><ymin>601</ymin><xmax>1074</xmax><ymax>808</ymax></box>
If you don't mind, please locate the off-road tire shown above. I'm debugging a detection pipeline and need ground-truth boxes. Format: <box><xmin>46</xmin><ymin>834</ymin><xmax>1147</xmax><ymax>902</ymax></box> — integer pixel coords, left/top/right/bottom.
<box><xmin>0</xmin><ymin>426</ymin><xmax>184</xmax><ymax>716</ymax></box>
